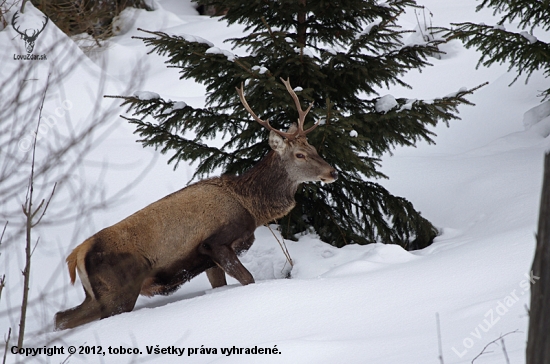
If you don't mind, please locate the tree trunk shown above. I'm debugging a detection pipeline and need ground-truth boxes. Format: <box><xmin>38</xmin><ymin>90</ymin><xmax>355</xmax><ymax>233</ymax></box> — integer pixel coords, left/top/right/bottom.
<box><xmin>526</xmin><ymin>153</ymin><xmax>550</xmax><ymax>364</ymax></box>
<box><xmin>296</xmin><ymin>0</ymin><xmax>307</xmax><ymax>46</ymax></box>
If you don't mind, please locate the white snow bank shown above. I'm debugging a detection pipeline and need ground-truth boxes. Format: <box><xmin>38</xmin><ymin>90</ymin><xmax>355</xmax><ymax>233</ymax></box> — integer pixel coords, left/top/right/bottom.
<box><xmin>523</xmin><ymin>100</ymin><xmax>550</xmax><ymax>130</ymax></box>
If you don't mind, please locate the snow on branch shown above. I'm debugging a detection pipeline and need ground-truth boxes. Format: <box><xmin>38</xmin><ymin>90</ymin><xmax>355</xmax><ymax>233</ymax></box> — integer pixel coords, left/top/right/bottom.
<box><xmin>205</xmin><ymin>47</ymin><xmax>236</xmax><ymax>62</ymax></box>
<box><xmin>135</xmin><ymin>28</ymin><xmax>214</xmax><ymax>47</ymax></box>
<box><xmin>179</xmin><ymin>33</ymin><xmax>214</xmax><ymax>47</ymax></box>
<box><xmin>519</xmin><ymin>31</ymin><xmax>538</xmax><ymax>44</ymax></box>
<box><xmin>374</xmin><ymin>83</ymin><xmax>487</xmax><ymax>114</ymax></box>
<box><xmin>134</xmin><ymin>91</ymin><xmax>160</xmax><ymax>101</ymax></box>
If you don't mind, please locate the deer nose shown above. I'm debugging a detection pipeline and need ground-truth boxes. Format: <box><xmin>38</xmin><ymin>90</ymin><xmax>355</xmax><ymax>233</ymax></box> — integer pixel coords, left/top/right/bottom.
<box><xmin>330</xmin><ymin>170</ymin><xmax>338</xmax><ymax>180</ymax></box>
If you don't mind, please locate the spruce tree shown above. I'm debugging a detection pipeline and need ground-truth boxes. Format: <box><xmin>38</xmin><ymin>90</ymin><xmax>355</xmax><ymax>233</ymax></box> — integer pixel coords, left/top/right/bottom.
<box><xmin>114</xmin><ymin>0</ymin><xmax>481</xmax><ymax>249</ymax></box>
<box><xmin>451</xmin><ymin>0</ymin><xmax>549</xmax><ymax>100</ymax></box>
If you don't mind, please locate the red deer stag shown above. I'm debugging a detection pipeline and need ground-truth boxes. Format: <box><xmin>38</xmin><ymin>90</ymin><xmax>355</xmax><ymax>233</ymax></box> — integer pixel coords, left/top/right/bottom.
<box><xmin>55</xmin><ymin>78</ymin><xmax>338</xmax><ymax>330</ymax></box>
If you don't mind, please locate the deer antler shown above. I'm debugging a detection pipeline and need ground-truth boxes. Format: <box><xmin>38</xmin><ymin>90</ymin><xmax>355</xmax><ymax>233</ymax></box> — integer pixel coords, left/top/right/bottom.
<box><xmin>236</xmin><ymin>78</ymin><xmax>319</xmax><ymax>140</ymax></box>
<box><xmin>11</xmin><ymin>12</ymin><xmax>25</xmax><ymax>37</ymax></box>
<box><xmin>236</xmin><ymin>83</ymin><xmax>298</xmax><ymax>140</ymax></box>
<box><xmin>279</xmin><ymin>78</ymin><xmax>319</xmax><ymax>135</ymax></box>
<box><xmin>12</xmin><ymin>12</ymin><xmax>48</xmax><ymax>37</ymax></box>
<box><xmin>34</xmin><ymin>15</ymin><xmax>49</xmax><ymax>38</ymax></box>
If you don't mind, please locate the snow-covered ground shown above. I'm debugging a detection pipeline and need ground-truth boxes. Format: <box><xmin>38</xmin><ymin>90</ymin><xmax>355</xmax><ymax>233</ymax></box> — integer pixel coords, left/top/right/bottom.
<box><xmin>1</xmin><ymin>0</ymin><xmax>548</xmax><ymax>363</ymax></box>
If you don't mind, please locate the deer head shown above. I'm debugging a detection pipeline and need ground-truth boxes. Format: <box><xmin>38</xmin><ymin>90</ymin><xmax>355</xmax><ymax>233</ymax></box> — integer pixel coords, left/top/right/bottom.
<box><xmin>12</xmin><ymin>11</ymin><xmax>48</xmax><ymax>54</ymax></box>
<box><xmin>236</xmin><ymin>78</ymin><xmax>338</xmax><ymax>184</ymax></box>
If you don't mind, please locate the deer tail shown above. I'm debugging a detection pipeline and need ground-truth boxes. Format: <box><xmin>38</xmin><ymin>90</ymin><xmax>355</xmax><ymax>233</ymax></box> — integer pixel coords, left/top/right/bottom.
<box><xmin>66</xmin><ymin>237</ymin><xmax>95</xmax><ymax>299</ymax></box>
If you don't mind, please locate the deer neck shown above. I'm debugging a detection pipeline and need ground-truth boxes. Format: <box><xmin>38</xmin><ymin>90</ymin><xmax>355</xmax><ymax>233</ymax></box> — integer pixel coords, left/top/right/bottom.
<box><xmin>224</xmin><ymin>151</ymin><xmax>298</xmax><ymax>226</ymax></box>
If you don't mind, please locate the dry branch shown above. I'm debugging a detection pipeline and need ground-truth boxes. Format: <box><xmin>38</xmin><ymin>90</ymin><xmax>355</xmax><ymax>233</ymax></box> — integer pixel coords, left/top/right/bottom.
<box><xmin>266</xmin><ymin>224</ymin><xmax>293</xmax><ymax>269</ymax></box>
<box><xmin>471</xmin><ymin>330</ymin><xmax>520</xmax><ymax>364</ymax></box>
<box><xmin>2</xmin><ymin>328</ymin><xmax>11</xmax><ymax>364</ymax></box>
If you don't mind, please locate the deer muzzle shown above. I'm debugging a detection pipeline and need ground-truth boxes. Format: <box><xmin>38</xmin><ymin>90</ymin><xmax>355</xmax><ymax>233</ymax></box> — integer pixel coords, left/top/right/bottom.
<box><xmin>320</xmin><ymin>169</ymin><xmax>338</xmax><ymax>183</ymax></box>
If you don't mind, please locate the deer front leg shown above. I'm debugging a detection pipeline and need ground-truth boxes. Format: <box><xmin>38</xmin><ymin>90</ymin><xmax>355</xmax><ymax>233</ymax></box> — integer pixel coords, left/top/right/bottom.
<box><xmin>206</xmin><ymin>266</ymin><xmax>227</xmax><ymax>288</ymax></box>
<box><xmin>200</xmin><ymin>243</ymin><xmax>254</xmax><ymax>286</ymax></box>
<box><xmin>205</xmin><ymin>233</ymin><xmax>255</xmax><ymax>288</ymax></box>
<box><xmin>211</xmin><ymin>244</ymin><xmax>255</xmax><ymax>286</ymax></box>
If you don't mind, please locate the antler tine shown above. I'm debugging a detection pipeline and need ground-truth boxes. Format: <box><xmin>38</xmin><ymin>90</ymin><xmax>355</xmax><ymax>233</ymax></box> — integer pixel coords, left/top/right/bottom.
<box><xmin>37</xmin><ymin>15</ymin><xmax>49</xmax><ymax>35</ymax></box>
<box><xmin>235</xmin><ymin>83</ymin><xmax>297</xmax><ymax>140</ymax></box>
<box><xmin>12</xmin><ymin>12</ymin><xmax>23</xmax><ymax>35</ymax></box>
<box><xmin>279</xmin><ymin>78</ymin><xmax>319</xmax><ymax>136</ymax></box>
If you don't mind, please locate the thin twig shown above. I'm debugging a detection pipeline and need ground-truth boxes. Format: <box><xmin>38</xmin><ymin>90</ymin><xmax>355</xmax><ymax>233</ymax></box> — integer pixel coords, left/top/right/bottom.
<box><xmin>0</xmin><ymin>221</ymin><xmax>7</xmax><ymax>244</ymax></box>
<box><xmin>60</xmin><ymin>354</ymin><xmax>73</xmax><ymax>364</ymax></box>
<box><xmin>265</xmin><ymin>224</ymin><xmax>293</xmax><ymax>268</ymax></box>
<box><xmin>32</xmin><ymin>182</ymin><xmax>57</xmax><ymax>227</ymax></box>
<box><xmin>436</xmin><ymin>313</ymin><xmax>444</xmax><ymax>364</ymax></box>
<box><xmin>30</xmin><ymin>236</ymin><xmax>40</xmax><ymax>257</ymax></box>
<box><xmin>500</xmin><ymin>337</ymin><xmax>510</xmax><ymax>364</ymax></box>
<box><xmin>471</xmin><ymin>330</ymin><xmax>521</xmax><ymax>364</ymax></box>
<box><xmin>2</xmin><ymin>328</ymin><xmax>11</xmax><ymax>364</ymax></box>
<box><xmin>414</xmin><ymin>8</ymin><xmax>427</xmax><ymax>41</ymax></box>
<box><xmin>0</xmin><ymin>221</ymin><xmax>6</xmax><ymax>301</ymax></box>
<box><xmin>18</xmin><ymin>75</ymin><xmax>50</xmax><ymax>349</ymax></box>
<box><xmin>0</xmin><ymin>275</ymin><xmax>5</xmax><ymax>301</ymax></box>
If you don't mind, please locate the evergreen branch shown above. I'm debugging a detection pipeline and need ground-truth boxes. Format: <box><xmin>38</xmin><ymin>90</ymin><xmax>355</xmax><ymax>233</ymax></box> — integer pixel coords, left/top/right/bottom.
<box><xmin>476</xmin><ymin>0</ymin><xmax>550</xmax><ymax>32</ymax></box>
<box><xmin>450</xmin><ymin>23</ymin><xmax>550</xmax><ymax>87</ymax></box>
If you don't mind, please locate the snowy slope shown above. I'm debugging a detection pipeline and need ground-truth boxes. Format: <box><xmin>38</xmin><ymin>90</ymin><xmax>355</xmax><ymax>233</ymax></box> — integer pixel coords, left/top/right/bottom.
<box><xmin>1</xmin><ymin>0</ymin><xmax>548</xmax><ymax>363</ymax></box>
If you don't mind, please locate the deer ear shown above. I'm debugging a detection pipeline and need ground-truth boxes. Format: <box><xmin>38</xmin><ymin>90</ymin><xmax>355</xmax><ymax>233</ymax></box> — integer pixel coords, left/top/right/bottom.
<box><xmin>268</xmin><ymin>130</ymin><xmax>287</xmax><ymax>153</ymax></box>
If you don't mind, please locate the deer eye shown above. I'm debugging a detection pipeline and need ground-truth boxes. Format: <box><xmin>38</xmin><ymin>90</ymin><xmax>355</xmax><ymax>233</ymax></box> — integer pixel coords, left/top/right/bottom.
<box><xmin>296</xmin><ymin>153</ymin><xmax>305</xmax><ymax>159</ymax></box>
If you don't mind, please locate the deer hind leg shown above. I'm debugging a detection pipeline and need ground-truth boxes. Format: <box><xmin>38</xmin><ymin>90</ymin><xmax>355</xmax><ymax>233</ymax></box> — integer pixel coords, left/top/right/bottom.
<box><xmin>86</xmin><ymin>251</ymin><xmax>146</xmax><ymax>316</ymax></box>
<box><xmin>56</xmin><ymin>251</ymin><xmax>147</xmax><ymax>330</ymax></box>
<box><xmin>55</xmin><ymin>290</ymin><xmax>102</xmax><ymax>330</ymax></box>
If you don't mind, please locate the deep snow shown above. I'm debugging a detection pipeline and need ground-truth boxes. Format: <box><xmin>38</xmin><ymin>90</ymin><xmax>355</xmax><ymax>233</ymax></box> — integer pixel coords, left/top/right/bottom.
<box><xmin>1</xmin><ymin>0</ymin><xmax>548</xmax><ymax>363</ymax></box>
